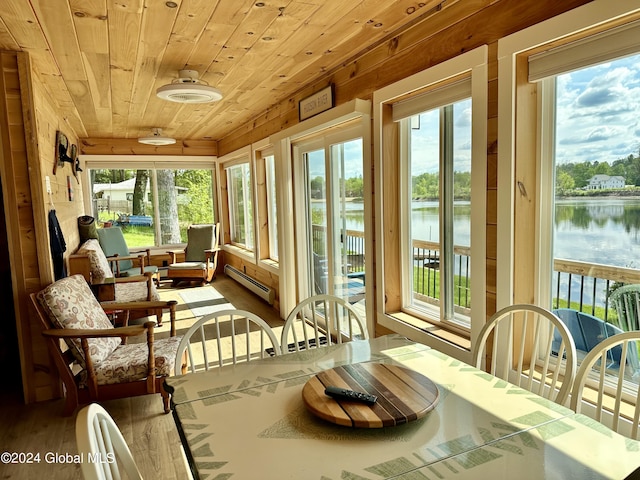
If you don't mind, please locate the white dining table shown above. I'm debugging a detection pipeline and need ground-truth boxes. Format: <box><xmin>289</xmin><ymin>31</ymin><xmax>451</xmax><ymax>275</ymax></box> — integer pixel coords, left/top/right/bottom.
<box><xmin>164</xmin><ymin>334</ymin><xmax>640</xmax><ymax>480</ymax></box>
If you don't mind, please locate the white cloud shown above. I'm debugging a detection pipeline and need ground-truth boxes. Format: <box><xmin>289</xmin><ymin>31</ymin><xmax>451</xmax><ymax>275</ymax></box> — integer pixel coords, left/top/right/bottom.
<box><xmin>555</xmin><ymin>54</ymin><xmax>640</xmax><ymax>164</ymax></box>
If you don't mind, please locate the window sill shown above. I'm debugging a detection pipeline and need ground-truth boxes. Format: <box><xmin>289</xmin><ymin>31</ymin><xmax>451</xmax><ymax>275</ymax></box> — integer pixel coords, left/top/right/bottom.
<box><xmin>222</xmin><ymin>244</ymin><xmax>256</xmax><ymax>263</ymax></box>
<box><xmin>259</xmin><ymin>258</ymin><xmax>279</xmax><ymax>275</ymax></box>
<box><xmin>379</xmin><ymin>311</ymin><xmax>471</xmax><ymax>363</ymax></box>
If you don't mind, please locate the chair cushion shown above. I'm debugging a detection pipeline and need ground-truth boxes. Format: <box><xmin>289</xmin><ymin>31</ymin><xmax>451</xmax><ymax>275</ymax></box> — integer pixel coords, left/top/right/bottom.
<box><xmin>86</xmin><ymin>335</ymin><xmax>183</xmax><ymax>386</ymax></box>
<box><xmin>185</xmin><ymin>224</ymin><xmax>216</xmax><ymax>262</ymax></box>
<box><xmin>168</xmin><ymin>261</ymin><xmax>207</xmax><ymax>271</ymax></box>
<box><xmin>77</xmin><ymin>239</ymin><xmax>114</xmax><ymax>281</ymax></box>
<box><xmin>119</xmin><ymin>265</ymin><xmax>158</xmax><ymax>278</ymax></box>
<box><xmin>36</xmin><ymin>274</ymin><xmax>120</xmax><ymax>368</ymax></box>
<box><xmin>111</xmin><ymin>281</ymin><xmax>161</xmax><ymax>302</ymax></box>
<box><xmin>97</xmin><ymin>227</ymin><xmax>133</xmax><ymax>271</ymax></box>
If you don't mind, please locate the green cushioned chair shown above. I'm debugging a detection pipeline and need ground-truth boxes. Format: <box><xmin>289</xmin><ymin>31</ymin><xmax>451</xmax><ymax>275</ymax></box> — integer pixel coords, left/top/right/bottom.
<box><xmin>97</xmin><ymin>227</ymin><xmax>158</xmax><ymax>282</ymax></box>
<box><xmin>167</xmin><ymin>223</ymin><xmax>220</xmax><ymax>286</ymax></box>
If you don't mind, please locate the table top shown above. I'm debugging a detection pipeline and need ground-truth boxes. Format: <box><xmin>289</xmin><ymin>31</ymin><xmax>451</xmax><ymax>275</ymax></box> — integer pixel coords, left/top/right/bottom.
<box><xmin>168</xmin><ymin>334</ymin><xmax>640</xmax><ymax>480</ymax></box>
<box><xmin>393</xmin><ymin>413</ymin><xmax>640</xmax><ymax>479</ymax></box>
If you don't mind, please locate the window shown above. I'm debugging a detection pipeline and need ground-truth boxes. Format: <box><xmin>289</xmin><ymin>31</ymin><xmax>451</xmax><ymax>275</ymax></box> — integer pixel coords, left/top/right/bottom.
<box><xmin>226</xmin><ymin>162</ymin><xmax>254</xmax><ymax>250</ymax></box>
<box><xmin>500</xmin><ymin>7</ymin><xmax>640</xmax><ymax>326</ymax></box>
<box><xmin>265</xmin><ymin>154</ymin><xmax>278</xmax><ymax>260</ymax></box>
<box><xmin>398</xmin><ymin>87</ymin><xmax>472</xmax><ymax>330</ymax></box>
<box><xmin>87</xmin><ymin>166</ymin><xmax>215</xmax><ymax>247</ymax></box>
<box><xmin>292</xmin><ymin>124</ymin><xmax>366</xmax><ymax>306</ymax></box>
<box><xmin>499</xmin><ymin>3</ymin><xmax>640</xmax><ymax>435</ymax></box>
<box><xmin>373</xmin><ymin>47</ymin><xmax>487</xmax><ymax>353</ymax></box>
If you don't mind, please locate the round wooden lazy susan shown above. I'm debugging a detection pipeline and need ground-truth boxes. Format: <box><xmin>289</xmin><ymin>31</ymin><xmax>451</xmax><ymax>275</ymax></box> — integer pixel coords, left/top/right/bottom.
<box><xmin>302</xmin><ymin>363</ymin><xmax>439</xmax><ymax>428</ymax></box>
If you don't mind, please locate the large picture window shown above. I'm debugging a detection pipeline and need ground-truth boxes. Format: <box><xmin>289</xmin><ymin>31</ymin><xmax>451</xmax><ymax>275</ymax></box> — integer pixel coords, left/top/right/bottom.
<box><xmin>499</xmin><ymin>4</ymin><xmax>640</xmax><ymax>435</ymax></box>
<box><xmin>88</xmin><ymin>167</ymin><xmax>215</xmax><ymax>247</ymax></box>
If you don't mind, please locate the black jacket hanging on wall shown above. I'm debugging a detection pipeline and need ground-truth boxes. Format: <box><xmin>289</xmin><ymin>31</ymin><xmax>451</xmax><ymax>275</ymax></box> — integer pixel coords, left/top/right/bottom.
<box><xmin>48</xmin><ymin>209</ymin><xmax>67</xmax><ymax>280</ymax></box>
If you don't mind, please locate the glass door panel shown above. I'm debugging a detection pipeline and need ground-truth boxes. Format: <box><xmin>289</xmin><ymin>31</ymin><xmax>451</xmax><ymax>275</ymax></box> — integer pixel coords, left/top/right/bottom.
<box><xmin>300</xmin><ymin>136</ymin><xmax>365</xmax><ymax>305</ymax></box>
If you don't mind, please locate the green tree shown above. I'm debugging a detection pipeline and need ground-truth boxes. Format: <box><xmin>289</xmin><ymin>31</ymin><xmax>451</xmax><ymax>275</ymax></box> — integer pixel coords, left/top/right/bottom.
<box><xmin>175</xmin><ymin>169</ymin><xmax>214</xmax><ymax>225</ymax></box>
<box><xmin>344</xmin><ymin>175</ymin><xmax>363</xmax><ymax>198</ymax></box>
<box><xmin>157</xmin><ymin>170</ymin><xmax>180</xmax><ymax>244</ymax></box>
<box><xmin>555</xmin><ymin>170</ymin><xmax>575</xmax><ymax>195</ymax></box>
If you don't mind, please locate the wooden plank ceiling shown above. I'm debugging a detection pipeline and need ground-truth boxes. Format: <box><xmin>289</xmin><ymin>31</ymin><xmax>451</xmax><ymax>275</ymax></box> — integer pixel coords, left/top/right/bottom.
<box><xmin>0</xmin><ymin>0</ymin><xmax>471</xmax><ymax>144</ymax></box>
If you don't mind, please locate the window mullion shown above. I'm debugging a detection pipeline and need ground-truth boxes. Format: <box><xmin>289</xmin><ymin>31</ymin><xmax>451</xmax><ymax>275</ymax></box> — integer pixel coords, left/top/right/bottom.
<box><xmin>441</xmin><ymin>105</ymin><xmax>455</xmax><ymax>321</ymax></box>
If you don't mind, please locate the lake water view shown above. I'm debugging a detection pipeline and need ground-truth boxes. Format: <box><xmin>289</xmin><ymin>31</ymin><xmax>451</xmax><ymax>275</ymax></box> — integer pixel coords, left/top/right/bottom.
<box><xmin>339</xmin><ymin>197</ymin><xmax>640</xmax><ymax>270</ymax></box>
<box><xmin>335</xmin><ymin>197</ymin><xmax>640</xmax><ymax>308</ymax></box>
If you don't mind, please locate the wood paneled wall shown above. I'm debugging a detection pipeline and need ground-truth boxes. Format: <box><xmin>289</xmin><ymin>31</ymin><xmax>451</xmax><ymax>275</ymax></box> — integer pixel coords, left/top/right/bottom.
<box><xmin>0</xmin><ymin>51</ymin><xmax>85</xmax><ymax>403</ymax></box>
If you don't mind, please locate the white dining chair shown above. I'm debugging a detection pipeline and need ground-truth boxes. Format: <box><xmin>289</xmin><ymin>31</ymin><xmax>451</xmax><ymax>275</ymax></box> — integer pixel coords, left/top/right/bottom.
<box><xmin>175</xmin><ymin>309</ymin><xmax>281</xmax><ymax>373</ymax></box>
<box><xmin>280</xmin><ymin>294</ymin><xmax>368</xmax><ymax>353</ymax></box>
<box><xmin>570</xmin><ymin>330</ymin><xmax>640</xmax><ymax>439</ymax></box>
<box><xmin>472</xmin><ymin>304</ymin><xmax>577</xmax><ymax>405</ymax></box>
<box><xmin>75</xmin><ymin>403</ymin><xmax>143</xmax><ymax>480</ymax></box>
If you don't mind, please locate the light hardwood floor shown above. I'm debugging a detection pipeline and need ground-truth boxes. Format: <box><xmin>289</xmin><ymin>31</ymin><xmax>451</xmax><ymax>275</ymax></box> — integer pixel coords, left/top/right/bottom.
<box><xmin>0</xmin><ymin>275</ymin><xmax>283</xmax><ymax>479</ymax></box>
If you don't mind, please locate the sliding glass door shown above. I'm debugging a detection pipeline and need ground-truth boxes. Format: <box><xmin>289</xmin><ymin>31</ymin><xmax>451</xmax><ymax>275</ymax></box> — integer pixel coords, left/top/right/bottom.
<box><xmin>294</xmin><ymin>126</ymin><xmax>365</xmax><ymax>305</ymax></box>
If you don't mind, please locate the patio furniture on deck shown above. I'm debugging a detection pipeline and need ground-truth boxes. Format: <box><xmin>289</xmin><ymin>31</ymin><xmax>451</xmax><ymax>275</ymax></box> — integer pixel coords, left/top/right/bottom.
<box><xmin>610</xmin><ymin>284</ymin><xmax>640</xmax><ymax>332</ymax></box>
<box><xmin>552</xmin><ymin>308</ymin><xmax>637</xmax><ymax>369</ymax></box>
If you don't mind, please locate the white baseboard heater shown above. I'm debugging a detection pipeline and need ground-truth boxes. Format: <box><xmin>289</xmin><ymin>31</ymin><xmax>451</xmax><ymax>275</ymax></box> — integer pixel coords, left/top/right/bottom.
<box><xmin>224</xmin><ymin>264</ymin><xmax>275</xmax><ymax>305</ymax></box>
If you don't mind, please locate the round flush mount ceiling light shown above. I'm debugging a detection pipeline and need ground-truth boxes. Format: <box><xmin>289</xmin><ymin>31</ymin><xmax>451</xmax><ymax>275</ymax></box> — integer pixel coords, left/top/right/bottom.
<box><xmin>138</xmin><ymin>128</ymin><xmax>176</xmax><ymax>146</ymax></box>
<box><xmin>156</xmin><ymin>70</ymin><xmax>223</xmax><ymax>103</ymax></box>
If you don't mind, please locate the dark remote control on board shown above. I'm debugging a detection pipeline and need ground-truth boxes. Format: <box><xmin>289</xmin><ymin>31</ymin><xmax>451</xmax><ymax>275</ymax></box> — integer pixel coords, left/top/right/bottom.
<box><xmin>324</xmin><ymin>386</ymin><xmax>378</xmax><ymax>404</ymax></box>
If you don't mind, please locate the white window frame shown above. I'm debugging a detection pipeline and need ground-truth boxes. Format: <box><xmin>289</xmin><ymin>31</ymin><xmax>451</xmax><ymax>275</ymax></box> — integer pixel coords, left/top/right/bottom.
<box><xmin>218</xmin><ymin>146</ymin><xmax>256</xmax><ymax>263</ymax></box>
<box><xmin>80</xmin><ymin>155</ymin><xmax>217</xmax><ymax>249</ymax></box>
<box><xmin>271</xmin><ymin>99</ymin><xmax>372</xmax><ymax>320</ymax></box>
<box><xmin>497</xmin><ymin>0</ymin><xmax>640</xmax><ymax>418</ymax></box>
<box><xmin>373</xmin><ymin>46</ymin><xmax>488</xmax><ymax>362</ymax></box>
<box><xmin>252</xmin><ymin>137</ymin><xmax>279</xmax><ymax>274</ymax></box>
<box><xmin>496</xmin><ymin>0</ymin><xmax>640</xmax><ymax>310</ymax></box>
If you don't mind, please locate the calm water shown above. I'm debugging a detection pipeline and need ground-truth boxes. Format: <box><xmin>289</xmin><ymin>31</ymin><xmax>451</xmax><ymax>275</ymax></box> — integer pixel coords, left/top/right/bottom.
<box><xmin>337</xmin><ymin>197</ymin><xmax>640</xmax><ymax>269</ymax></box>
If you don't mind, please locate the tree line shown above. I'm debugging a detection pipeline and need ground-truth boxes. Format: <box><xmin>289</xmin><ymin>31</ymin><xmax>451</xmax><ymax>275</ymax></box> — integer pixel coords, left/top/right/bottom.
<box><xmin>556</xmin><ymin>151</ymin><xmax>640</xmax><ymax>194</ymax></box>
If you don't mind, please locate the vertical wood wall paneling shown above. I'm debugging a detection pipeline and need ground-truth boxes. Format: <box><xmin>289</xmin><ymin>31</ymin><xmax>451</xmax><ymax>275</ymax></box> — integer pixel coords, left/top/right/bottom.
<box><xmin>0</xmin><ymin>51</ymin><xmax>29</xmax><ymax>399</ymax></box>
<box><xmin>0</xmin><ymin>51</ymin><xmax>48</xmax><ymax>403</ymax></box>
<box><xmin>16</xmin><ymin>51</ymin><xmax>59</xmax><ymax>402</ymax></box>
<box><xmin>513</xmin><ymin>54</ymin><xmax>537</xmax><ymax>305</ymax></box>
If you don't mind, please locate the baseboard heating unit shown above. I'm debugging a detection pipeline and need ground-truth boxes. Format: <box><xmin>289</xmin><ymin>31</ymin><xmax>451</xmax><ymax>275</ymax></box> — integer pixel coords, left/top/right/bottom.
<box><xmin>224</xmin><ymin>264</ymin><xmax>275</xmax><ymax>305</ymax></box>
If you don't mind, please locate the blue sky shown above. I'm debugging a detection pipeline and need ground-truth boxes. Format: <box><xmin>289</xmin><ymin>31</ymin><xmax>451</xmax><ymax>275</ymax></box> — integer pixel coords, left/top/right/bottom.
<box><xmin>555</xmin><ymin>53</ymin><xmax>640</xmax><ymax>165</ymax></box>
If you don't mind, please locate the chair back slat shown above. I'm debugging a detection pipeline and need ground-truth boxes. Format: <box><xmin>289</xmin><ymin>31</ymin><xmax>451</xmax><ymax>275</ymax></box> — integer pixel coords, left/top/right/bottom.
<box><xmin>176</xmin><ymin>310</ymin><xmax>281</xmax><ymax>373</ymax></box>
<box><xmin>280</xmin><ymin>294</ymin><xmax>368</xmax><ymax>353</ymax></box>
<box><xmin>570</xmin><ymin>331</ymin><xmax>640</xmax><ymax>440</ymax></box>
<box><xmin>76</xmin><ymin>404</ymin><xmax>142</xmax><ymax>480</ymax></box>
<box><xmin>473</xmin><ymin>304</ymin><xmax>577</xmax><ymax>405</ymax></box>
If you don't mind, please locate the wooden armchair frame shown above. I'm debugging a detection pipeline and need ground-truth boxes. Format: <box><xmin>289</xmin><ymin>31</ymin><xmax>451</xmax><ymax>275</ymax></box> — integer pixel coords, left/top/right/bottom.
<box><xmin>31</xmin><ymin>293</ymin><xmax>178</xmax><ymax>416</ymax></box>
<box><xmin>167</xmin><ymin>223</ymin><xmax>220</xmax><ymax>286</ymax></box>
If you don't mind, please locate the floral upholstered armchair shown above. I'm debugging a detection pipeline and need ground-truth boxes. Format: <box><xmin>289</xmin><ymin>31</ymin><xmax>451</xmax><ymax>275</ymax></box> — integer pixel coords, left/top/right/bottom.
<box><xmin>74</xmin><ymin>239</ymin><xmax>165</xmax><ymax>325</ymax></box>
<box><xmin>31</xmin><ymin>274</ymin><xmax>181</xmax><ymax>416</ymax></box>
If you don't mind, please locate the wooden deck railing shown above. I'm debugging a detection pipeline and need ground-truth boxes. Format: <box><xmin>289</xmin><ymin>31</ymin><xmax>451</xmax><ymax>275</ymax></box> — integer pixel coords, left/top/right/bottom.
<box><xmin>313</xmin><ymin>225</ymin><xmax>640</xmax><ymax>324</ymax></box>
